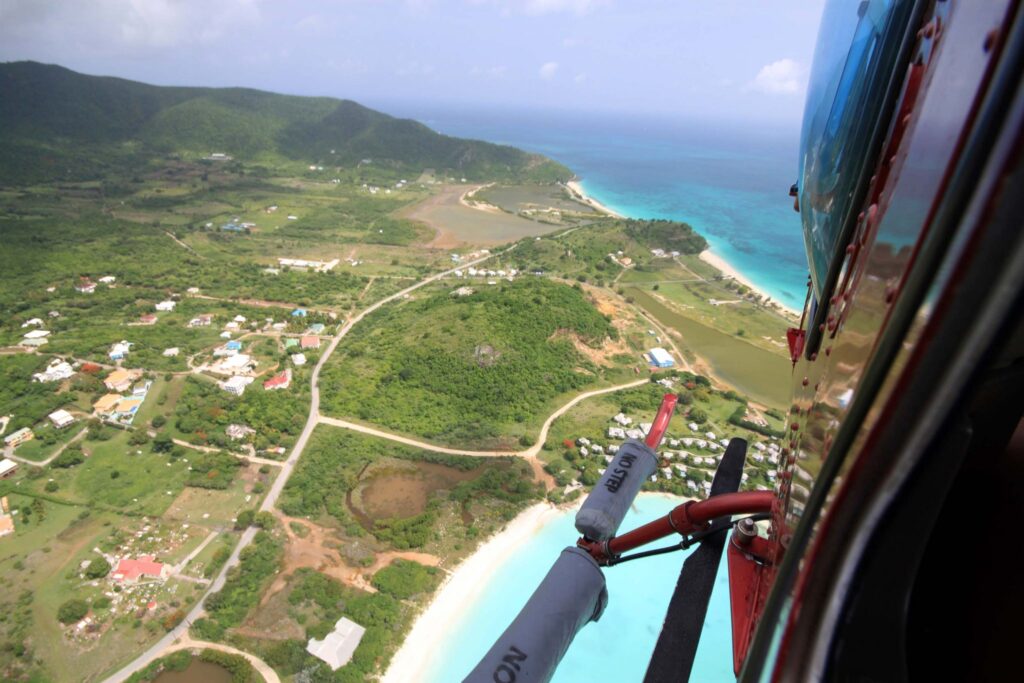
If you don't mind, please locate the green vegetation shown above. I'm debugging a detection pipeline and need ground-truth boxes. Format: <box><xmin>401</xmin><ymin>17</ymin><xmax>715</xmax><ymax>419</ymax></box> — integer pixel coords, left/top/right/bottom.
<box><xmin>1</xmin><ymin>61</ymin><xmax>570</xmax><ymax>185</ymax></box>
<box><xmin>127</xmin><ymin>649</ymin><xmax>257</xmax><ymax>683</ymax></box>
<box><xmin>371</xmin><ymin>559</ymin><xmax>440</xmax><ymax>599</ymax></box>
<box><xmin>249</xmin><ymin>568</ymin><xmax>413</xmax><ymax>682</ymax></box>
<box><xmin>203</xmin><ymin>531</ymin><xmax>283</xmax><ymax>633</ymax></box>
<box><xmin>174</xmin><ymin>375</ymin><xmax>308</xmax><ymax>450</ymax></box>
<box><xmin>320</xmin><ymin>278</ymin><xmax>616</xmax><ymax>446</ymax></box>
<box><xmin>185</xmin><ymin>451</ymin><xmax>242</xmax><ymax>490</ymax></box>
<box><xmin>57</xmin><ymin>598</ymin><xmax>89</xmax><ymax>624</ymax></box>
<box><xmin>281</xmin><ymin>428</ymin><xmax>540</xmax><ymax>544</ymax></box>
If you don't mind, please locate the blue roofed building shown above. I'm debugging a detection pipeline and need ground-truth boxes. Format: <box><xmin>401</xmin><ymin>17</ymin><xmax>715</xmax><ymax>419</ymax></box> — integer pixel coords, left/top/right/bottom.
<box><xmin>225</xmin><ymin>340</ymin><xmax>243</xmax><ymax>351</ymax></box>
<box><xmin>648</xmin><ymin>347</ymin><xmax>675</xmax><ymax>368</ymax></box>
<box><xmin>292</xmin><ymin>308</ymin><xmax>307</xmax><ymax>317</ymax></box>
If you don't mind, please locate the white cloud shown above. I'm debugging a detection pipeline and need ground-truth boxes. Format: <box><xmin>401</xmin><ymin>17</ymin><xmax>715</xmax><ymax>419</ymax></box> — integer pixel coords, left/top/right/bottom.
<box><xmin>0</xmin><ymin>0</ymin><xmax>260</xmax><ymax>50</ymax></box>
<box><xmin>524</xmin><ymin>0</ymin><xmax>607</xmax><ymax>16</ymax></box>
<box><xmin>748</xmin><ymin>58</ymin><xmax>806</xmax><ymax>95</ymax></box>
<box><xmin>574</xmin><ymin>72</ymin><xmax>587</xmax><ymax>84</ymax></box>
<box><xmin>539</xmin><ymin>61</ymin><xmax>559</xmax><ymax>80</ymax></box>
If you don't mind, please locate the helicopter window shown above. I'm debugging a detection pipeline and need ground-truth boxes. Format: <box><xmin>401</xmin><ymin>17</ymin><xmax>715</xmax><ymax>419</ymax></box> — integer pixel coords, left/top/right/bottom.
<box><xmin>798</xmin><ymin>0</ymin><xmax>905</xmax><ymax>300</ymax></box>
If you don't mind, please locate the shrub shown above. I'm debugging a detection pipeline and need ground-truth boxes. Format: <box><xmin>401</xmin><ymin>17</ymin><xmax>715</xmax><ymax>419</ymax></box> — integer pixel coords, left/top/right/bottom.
<box><xmin>57</xmin><ymin>599</ymin><xmax>88</xmax><ymax>624</ymax></box>
<box><xmin>85</xmin><ymin>557</ymin><xmax>111</xmax><ymax>579</ymax></box>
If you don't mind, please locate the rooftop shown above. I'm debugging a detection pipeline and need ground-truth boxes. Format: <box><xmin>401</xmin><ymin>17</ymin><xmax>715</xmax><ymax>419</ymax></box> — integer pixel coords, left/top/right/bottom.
<box><xmin>306</xmin><ymin>617</ymin><xmax>366</xmax><ymax>670</ymax></box>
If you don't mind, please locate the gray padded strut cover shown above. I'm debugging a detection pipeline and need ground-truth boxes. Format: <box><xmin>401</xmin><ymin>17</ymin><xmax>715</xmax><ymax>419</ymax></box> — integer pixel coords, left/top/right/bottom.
<box><xmin>575</xmin><ymin>438</ymin><xmax>659</xmax><ymax>541</ymax></box>
<box><xmin>463</xmin><ymin>547</ymin><xmax>607</xmax><ymax>683</ymax></box>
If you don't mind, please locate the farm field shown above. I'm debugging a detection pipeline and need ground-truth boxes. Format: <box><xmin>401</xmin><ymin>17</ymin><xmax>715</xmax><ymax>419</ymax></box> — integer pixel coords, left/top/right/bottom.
<box><xmin>625</xmin><ymin>287</ymin><xmax>791</xmax><ymax>409</ymax></box>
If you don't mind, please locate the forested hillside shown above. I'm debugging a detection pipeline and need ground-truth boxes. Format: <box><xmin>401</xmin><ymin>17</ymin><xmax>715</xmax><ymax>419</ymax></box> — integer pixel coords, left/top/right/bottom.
<box><xmin>0</xmin><ymin>61</ymin><xmax>570</xmax><ymax>184</ymax></box>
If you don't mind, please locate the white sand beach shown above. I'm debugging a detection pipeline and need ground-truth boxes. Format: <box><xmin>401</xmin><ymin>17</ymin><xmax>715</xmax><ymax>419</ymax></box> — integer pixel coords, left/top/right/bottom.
<box><xmin>700</xmin><ymin>249</ymin><xmax>801</xmax><ymax>320</ymax></box>
<box><xmin>566</xmin><ymin>179</ymin><xmax>625</xmax><ymax>218</ymax></box>
<box><xmin>381</xmin><ymin>502</ymin><xmax>564</xmax><ymax>683</ymax></box>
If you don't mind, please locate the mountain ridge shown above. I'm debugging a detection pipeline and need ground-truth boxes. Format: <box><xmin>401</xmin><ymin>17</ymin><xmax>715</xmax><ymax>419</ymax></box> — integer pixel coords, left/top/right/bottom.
<box><xmin>0</xmin><ymin>61</ymin><xmax>570</xmax><ymax>184</ymax></box>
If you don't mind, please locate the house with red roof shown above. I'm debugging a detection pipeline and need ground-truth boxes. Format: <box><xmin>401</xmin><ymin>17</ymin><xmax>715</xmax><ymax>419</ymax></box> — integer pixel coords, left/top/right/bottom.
<box><xmin>263</xmin><ymin>368</ymin><xmax>292</xmax><ymax>391</ymax></box>
<box><xmin>300</xmin><ymin>335</ymin><xmax>320</xmax><ymax>350</ymax></box>
<box><xmin>111</xmin><ymin>556</ymin><xmax>167</xmax><ymax>583</ymax></box>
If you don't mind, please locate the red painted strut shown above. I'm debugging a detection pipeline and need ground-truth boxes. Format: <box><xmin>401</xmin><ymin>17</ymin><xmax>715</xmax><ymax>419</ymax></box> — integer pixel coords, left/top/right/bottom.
<box><xmin>580</xmin><ymin>491</ymin><xmax>774</xmax><ymax>564</ymax></box>
<box><xmin>645</xmin><ymin>394</ymin><xmax>679</xmax><ymax>449</ymax></box>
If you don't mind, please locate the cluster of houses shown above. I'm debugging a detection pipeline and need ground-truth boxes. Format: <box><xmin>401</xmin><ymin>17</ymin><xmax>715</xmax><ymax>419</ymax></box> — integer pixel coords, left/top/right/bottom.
<box><xmin>20</xmin><ymin>318</ymin><xmax>51</xmax><ymax>348</ymax></box>
<box><xmin>93</xmin><ymin>369</ymin><xmax>150</xmax><ymax>424</ymax></box>
<box><xmin>453</xmin><ymin>266</ymin><xmax>518</xmax><ymax>284</ymax></box>
<box><xmin>575</xmin><ymin>411</ymin><xmax>785</xmax><ymax>493</ymax></box>
<box><xmin>277</xmin><ymin>257</ymin><xmax>339</xmax><ymax>272</ymax></box>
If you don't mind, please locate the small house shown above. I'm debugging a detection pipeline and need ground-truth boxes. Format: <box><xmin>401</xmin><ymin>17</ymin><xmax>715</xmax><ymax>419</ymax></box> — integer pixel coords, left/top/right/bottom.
<box><xmin>219</xmin><ymin>376</ymin><xmax>254</xmax><ymax>396</ymax></box>
<box><xmin>3</xmin><ymin>428</ymin><xmax>34</xmax><ymax>448</ymax></box>
<box><xmin>48</xmin><ymin>409</ymin><xmax>75</xmax><ymax>429</ymax></box>
<box><xmin>155</xmin><ymin>301</ymin><xmax>176</xmax><ymax>312</ymax></box>
<box><xmin>300</xmin><ymin>336</ymin><xmax>320</xmax><ymax>350</ymax></box>
<box><xmin>263</xmin><ymin>369</ymin><xmax>292</xmax><ymax>391</ymax></box>
<box><xmin>0</xmin><ymin>459</ymin><xmax>19</xmax><ymax>479</ymax></box>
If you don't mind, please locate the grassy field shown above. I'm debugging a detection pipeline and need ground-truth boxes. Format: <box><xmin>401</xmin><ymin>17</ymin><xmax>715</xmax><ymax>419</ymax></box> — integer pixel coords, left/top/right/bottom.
<box><xmin>625</xmin><ymin>288</ymin><xmax>792</xmax><ymax>408</ymax></box>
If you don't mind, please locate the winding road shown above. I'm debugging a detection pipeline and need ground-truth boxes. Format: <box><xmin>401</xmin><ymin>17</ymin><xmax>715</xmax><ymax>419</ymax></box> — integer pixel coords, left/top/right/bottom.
<box><xmin>104</xmin><ymin>253</ymin><xmax>501</xmax><ymax>682</ymax></box>
<box><xmin>104</xmin><ymin>245</ymin><xmax>654</xmax><ymax>683</ymax></box>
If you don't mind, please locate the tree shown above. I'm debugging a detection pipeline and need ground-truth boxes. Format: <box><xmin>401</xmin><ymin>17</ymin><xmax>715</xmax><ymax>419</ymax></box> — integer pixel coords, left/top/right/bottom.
<box><xmin>85</xmin><ymin>557</ymin><xmax>111</xmax><ymax>579</ymax></box>
<box><xmin>57</xmin><ymin>599</ymin><xmax>89</xmax><ymax>624</ymax></box>
<box><xmin>254</xmin><ymin>511</ymin><xmax>276</xmax><ymax>530</ymax></box>
<box><xmin>152</xmin><ymin>432</ymin><xmax>174</xmax><ymax>453</ymax></box>
<box><xmin>151</xmin><ymin>415</ymin><xmax>167</xmax><ymax>429</ymax></box>
<box><xmin>234</xmin><ymin>509</ymin><xmax>255</xmax><ymax>530</ymax></box>
<box><xmin>44</xmin><ymin>481</ymin><xmax>59</xmax><ymax>493</ymax></box>
<box><xmin>689</xmin><ymin>408</ymin><xmax>708</xmax><ymax>424</ymax></box>
<box><xmin>129</xmin><ymin>429</ymin><xmax>150</xmax><ymax>446</ymax></box>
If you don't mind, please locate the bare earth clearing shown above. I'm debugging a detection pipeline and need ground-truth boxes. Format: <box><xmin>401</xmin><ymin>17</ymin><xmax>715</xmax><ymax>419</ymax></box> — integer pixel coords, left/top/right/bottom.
<box><xmin>400</xmin><ymin>184</ymin><xmax>563</xmax><ymax>247</ymax></box>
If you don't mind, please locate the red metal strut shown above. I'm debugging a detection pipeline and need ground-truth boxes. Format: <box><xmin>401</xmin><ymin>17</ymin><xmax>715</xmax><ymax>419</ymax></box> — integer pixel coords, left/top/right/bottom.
<box><xmin>645</xmin><ymin>393</ymin><xmax>679</xmax><ymax>449</ymax></box>
<box><xmin>580</xmin><ymin>491</ymin><xmax>774</xmax><ymax>564</ymax></box>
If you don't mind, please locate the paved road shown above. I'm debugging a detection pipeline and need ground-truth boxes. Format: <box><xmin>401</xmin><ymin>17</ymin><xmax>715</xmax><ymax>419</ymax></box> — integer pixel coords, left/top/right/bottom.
<box><xmin>104</xmin><ymin>252</ymin><xmax>500</xmax><ymax>683</ymax></box>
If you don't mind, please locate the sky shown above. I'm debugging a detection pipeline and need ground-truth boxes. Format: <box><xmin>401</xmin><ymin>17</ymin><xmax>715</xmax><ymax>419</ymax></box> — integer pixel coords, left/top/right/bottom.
<box><xmin>0</xmin><ymin>0</ymin><xmax>825</xmax><ymax>125</ymax></box>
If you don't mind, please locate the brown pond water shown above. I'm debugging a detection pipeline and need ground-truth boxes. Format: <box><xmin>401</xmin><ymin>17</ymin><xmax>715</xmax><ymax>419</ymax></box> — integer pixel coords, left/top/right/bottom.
<box><xmin>152</xmin><ymin>658</ymin><xmax>232</xmax><ymax>683</ymax></box>
<box><xmin>348</xmin><ymin>461</ymin><xmax>485</xmax><ymax>528</ymax></box>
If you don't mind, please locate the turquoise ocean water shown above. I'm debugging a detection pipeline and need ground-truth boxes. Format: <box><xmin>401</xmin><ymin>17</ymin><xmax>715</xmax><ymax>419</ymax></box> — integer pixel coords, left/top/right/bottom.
<box><xmin>423</xmin><ymin>495</ymin><xmax>734</xmax><ymax>683</ymax></box>
<box><xmin>389</xmin><ymin>105</ymin><xmax>808</xmax><ymax>311</ymax></box>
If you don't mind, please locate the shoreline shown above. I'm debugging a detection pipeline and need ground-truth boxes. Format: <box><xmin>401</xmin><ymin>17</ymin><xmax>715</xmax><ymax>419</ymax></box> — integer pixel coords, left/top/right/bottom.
<box><xmin>567</xmin><ymin>179</ymin><xmax>800</xmax><ymax>319</ymax></box>
<box><xmin>381</xmin><ymin>501</ymin><xmax>565</xmax><ymax>683</ymax></box>
<box><xmin>565</xmin><ymin>179</ymin><xmax>625</xmax><ymax>218</ymax></box>
<box><xmin>699</xmin><ymin>249</ymin><xmax>801</xmax><ymax>320</ymax></box>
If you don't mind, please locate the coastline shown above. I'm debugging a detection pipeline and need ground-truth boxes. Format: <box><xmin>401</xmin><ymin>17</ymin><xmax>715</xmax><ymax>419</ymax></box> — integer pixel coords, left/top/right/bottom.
<box><xmin>382</xmin><ymin>502</ymin><xmax>565</xmax><ymax>683</ymax></box>
<box><xmin>698</xmin><ymin>249</ymin><xmax>800</xmax><ymax>319</ymax></box>
<box><xmin>565</xmin><ymin>179</ymin><xmax>625</xmax><ymax>218</ymax></box>
<box><xmin>566</xmin><ymin>179</ymin><xmax>800</xmax><ymax>319</ymax></box>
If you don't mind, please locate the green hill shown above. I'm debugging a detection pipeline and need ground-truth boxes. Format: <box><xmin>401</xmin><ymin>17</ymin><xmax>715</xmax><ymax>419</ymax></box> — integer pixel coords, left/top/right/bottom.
<box><xmin>0</xmin><ymin>61</ymin><xmax>570</xmax><ymax>184</ymax></box>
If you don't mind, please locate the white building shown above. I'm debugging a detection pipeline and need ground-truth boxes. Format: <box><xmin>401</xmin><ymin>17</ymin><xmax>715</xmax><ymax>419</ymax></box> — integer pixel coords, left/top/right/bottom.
<box><xmin>219</xmin><ymin>376</ymin><xmax>254</xmax><ymax>396</ymax></box>
<box><xmin>306</xmin><ymin>617</ymin><xmax>366</xmax><ymax>670</ymax></box>
<box><xmin>48</xmin><ymin>409</ymin><xmax>75</xmax><ymax>429</ymax></box>
<box><xmin>20</xmin><ymin>318</ymin><xmax>43</xmax><ymax>328</ymax></box>
<box><xmin>155</xmin><ymin>301</ymin><xmax>176</xmax><ymax>312</ymax></box>
<box><xmin>162</xmin><ymin>347</ymin><xmax>179</xmax><ymax>357</ymax></box>
<box><xmin>291</xmin><ymin>353</ymin><xmax>307</xmax><ymax>366</ymax></box>
<box><xmin>33</xmin><ymin>360</ymin><xmax>74</xmax><ymax>383</ymax></box>
<box><xmin>607</xmin><ymin>427</ymin><xmax>626</xmax><ymax>440</ymax></box>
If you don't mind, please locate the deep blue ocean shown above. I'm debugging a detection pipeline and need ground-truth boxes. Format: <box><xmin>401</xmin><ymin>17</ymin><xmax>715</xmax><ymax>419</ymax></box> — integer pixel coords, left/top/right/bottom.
<box><xmin>383</xmin><ymin>104</ymin><xmax>809</xmax><ymax>310</ymax></box>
